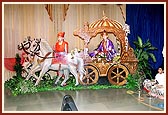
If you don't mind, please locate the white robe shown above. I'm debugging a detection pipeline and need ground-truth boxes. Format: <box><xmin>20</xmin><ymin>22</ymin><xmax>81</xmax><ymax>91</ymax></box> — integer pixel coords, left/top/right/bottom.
<box><xmin>155</xmin><ymin>73</ymin><xmax>165</xmax><ymax>86</ymax></box>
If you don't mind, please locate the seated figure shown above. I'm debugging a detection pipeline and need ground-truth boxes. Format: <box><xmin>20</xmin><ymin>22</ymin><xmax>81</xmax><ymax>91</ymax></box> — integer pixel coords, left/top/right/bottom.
<box><xmin>154</xmin><ymin>67</ymin><xmax>165</xmax><ymax>87</ymax></box>
<box><xmin>89</xmin><ymin>31</ymin><xmax>116</xmax><ymax>61</ymax></box>
<box><xmin>143</xmin><ymin>68</ymin><xmax>165</xmax><ymax>99</ymax></box>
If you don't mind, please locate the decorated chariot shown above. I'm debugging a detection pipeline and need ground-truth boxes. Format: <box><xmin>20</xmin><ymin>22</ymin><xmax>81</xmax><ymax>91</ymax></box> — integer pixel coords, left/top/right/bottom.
<box><xmin>73</xmin><ymin>14</ymin><xmax>138</xmax><ymax>86</ymax></box>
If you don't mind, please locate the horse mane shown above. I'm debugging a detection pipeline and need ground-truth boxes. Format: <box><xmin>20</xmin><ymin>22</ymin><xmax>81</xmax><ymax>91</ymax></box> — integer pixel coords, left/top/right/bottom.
<box><xmin>40</xmin><ymin>39</ymin><xmax>53</xmax><ymax>52</ymax></box>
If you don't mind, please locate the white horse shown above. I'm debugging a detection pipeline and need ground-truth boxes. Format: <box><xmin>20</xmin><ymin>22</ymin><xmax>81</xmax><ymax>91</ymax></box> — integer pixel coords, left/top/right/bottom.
<box><xmin>26</xmin><ymin>38</ymin><xmax>85</xmax><ymax>86</ymax></box>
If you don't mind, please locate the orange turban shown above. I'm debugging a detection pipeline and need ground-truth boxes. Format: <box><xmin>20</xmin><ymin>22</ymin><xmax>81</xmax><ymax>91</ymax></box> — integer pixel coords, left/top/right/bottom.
<box><xmin>57</xmin><ymin>32</ymin><xmax>65</xmax><ymax>37</ymax></box>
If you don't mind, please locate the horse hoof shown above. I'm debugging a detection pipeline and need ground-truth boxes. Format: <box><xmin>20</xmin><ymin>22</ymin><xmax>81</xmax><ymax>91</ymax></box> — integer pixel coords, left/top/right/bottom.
<box><xmin>75</xmin><ymin>84</ymin><xmax>79</xmax><ymax>86</ymax></box>
<box><xmin>35</xmin><ymin>82</ymin><xmax>39</xmax><ymax>86</ymax></box>
<box><xmin>61</xmin><ymin>83</ymin><xmax>67</xmax><ymax>86</ymax></box>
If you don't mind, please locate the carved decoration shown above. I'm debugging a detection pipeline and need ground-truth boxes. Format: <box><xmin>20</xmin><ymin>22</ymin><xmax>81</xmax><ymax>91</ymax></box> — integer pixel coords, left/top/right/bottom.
<box><xmin>73</xmin><ymin>14</ymin><xmax>138</xmax><ymax>83</ymax></box>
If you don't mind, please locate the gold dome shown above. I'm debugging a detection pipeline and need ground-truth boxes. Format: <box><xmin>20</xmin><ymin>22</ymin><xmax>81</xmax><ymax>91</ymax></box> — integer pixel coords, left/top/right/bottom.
<box><xmin>89</xmin><ymin>15</ymin><xmax>122</xmax><ymax>30</ymax></box>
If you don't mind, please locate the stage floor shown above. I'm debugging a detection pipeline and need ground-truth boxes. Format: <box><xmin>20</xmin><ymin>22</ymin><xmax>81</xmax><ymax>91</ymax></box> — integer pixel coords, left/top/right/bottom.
<box><xmin>3</xmin><ymin>88</ymin><xmax>164</xmax><ymax>112</ymax></box>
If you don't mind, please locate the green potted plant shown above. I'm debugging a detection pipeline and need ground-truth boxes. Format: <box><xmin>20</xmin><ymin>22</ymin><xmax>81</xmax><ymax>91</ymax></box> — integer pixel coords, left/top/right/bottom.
<box><xmin>14</xmin><ymin>53</ymin><xmax>23</xmax><ymax>80</ymax></box>
<box><xmin>133</xmin><ymin>36</ymin><xmax>157</xmax><ymax>97</ymax></box>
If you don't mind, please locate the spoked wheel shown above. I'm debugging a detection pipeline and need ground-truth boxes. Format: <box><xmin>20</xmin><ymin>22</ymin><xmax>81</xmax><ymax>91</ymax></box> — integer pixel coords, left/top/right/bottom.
<box><xmin>80</xmin><ymin>65</ymin><xmax>99</xmax><ymax>85</ymax></box>
<box><xmin>107</xmin><ymin>64</ymin><xmax>129</xmax><ymax>86</ymax></box>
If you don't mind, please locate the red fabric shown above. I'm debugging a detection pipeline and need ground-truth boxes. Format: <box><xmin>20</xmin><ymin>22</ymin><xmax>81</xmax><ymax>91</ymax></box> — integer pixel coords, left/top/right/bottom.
<box><xmin>4</xmin><ymin>58</ymin><xmax>16</xmax><ymax>71</ymax></box>
<box><xmin>55</xmin><ymin>41</ymin><xmax>68</xmax><ymax>53</ymax></box>
<box><xmin>143</xmin><ymin>87</ymin><xmax>150</xmax><ymax>93</ymax></box>
<box><xmin>4</xmin><ymin>56</ymin><xmax>25</xmax><ymax>71</ymax></box>
<box><xmin>102</xmin><ymin>40</ymin><xmax>107</xmax><ymax>53</ymax></box>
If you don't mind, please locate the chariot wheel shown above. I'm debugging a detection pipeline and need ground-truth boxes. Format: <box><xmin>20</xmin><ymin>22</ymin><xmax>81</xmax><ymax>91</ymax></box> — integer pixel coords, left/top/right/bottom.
<box><xmin>107</xmin><ymin>64</ymin><xmax>129</xmax><ymax>86</ymax></box>
<box><xmin>80</xmin><ymin>65</ymin><xmax>99</xmax><ymax>85</ymax></box>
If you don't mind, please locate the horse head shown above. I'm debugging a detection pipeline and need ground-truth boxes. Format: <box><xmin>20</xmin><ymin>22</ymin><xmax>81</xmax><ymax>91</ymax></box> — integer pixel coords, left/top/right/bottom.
<box><xmin>18</xmin><ymin>36</ymin><xmax>32</xmax><ymax>54</ymax></box>
<box><xmin>29</xmin><ymin>38</ymin><xmax>53</xmax><ymax>58</ymax></box>
<box><xmin>29</xmin><ymin>38</ymin><xmax>41</xmax><ymax>56</ymax></box>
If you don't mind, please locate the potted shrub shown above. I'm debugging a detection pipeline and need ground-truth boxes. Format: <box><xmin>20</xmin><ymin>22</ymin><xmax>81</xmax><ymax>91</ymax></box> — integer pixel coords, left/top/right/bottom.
<box><xmin>131</xmin><ymin>36</ymin><xmax>157</xmax><ymax>98</ymax></box>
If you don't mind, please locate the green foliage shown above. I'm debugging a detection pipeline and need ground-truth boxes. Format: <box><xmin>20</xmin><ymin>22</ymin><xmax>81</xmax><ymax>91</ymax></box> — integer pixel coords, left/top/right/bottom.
<box><xmin>133</xmin><ymin>36</ymin><xmax>157</xmax><ymax>79</ymax></box>
<box><xmin>130</xmin><ymin>36</ymin><xmax>157</xmax><ymax>91</ymax></box>
<box><xmin>5</xmin><ymin>74</ymin><xmax>126</xmax><ymax>96</ymax></box>
<box><xmin>13</xmin><ymin>80</ymin><xmax>38</xmax><ymax>96</ymax></box>
<box><xmin>125</xmin><ymin>74</ymin><xmax>139</xmax><ymax>90</ymax></box>
<box><xmin>5</xmin><ymin>77</ymin><xmax>38</xmax><ymax>96</ymax></box>
<box><xmin>13</xmin><ymin>53</ymin><xmax>23</xmax><ymax>80</ymax></box>
<box><xmin>4</xmin><ymin>76</ymin><xmax>20</xmax><ymax>91</ymax></box>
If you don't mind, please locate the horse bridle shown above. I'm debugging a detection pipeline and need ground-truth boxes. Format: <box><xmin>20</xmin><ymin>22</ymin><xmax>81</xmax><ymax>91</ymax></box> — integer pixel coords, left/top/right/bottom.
<box><xmin>29</xmin><ymin>39</ymin><xmax>41</xmax><ymax>56</ymax></box>
<box><xmin>30</xmin><ymin>39</ymin><xmax>54</xmax><ymax>59</ymax></box>
<box><xmin>18</xmin><ymin>39</ymin><xmax>32</xmax><ymax>55</ymax></box>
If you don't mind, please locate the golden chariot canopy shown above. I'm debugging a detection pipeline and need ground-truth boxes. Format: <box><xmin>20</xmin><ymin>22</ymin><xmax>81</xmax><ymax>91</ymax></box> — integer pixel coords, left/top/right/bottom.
<box><xmin>73</xmin><ymin>15</ymin><xmax>125</xmax><ymax>40</ymax></box>
<box><xmin>73</xmin><ymin>15</ymin><xmax>128</xmax><ymax>55</ymax></box>
<box><xmin>89</xmin><ymin>15</ymin><xmax>123</xmax><ymax>31</ymax></box>
<box><xmin>73</xmin><ymin>14</ymin><xmax>138</xmax><ymax>75</ymax></box>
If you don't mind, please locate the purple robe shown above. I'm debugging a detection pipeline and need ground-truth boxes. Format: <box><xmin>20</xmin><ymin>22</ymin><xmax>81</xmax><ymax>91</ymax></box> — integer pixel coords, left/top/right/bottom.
<box><xmin>89</xmin><ymin>38</ymin><xmax>116</xmax><ymax>61</ymax></box>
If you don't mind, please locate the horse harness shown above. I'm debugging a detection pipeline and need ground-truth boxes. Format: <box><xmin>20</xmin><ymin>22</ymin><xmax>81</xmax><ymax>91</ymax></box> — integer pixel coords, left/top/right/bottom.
<box><xmin>37</xmin><ymin>52</ymin><xmax>52</xmax><ymax>64</ymax></box>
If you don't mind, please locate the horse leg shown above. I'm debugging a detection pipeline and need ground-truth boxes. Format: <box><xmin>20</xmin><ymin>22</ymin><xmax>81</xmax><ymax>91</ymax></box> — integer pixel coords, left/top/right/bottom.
<box><xmin>54</xmin><ymin>70</ymin><xmax>63</xmax><ymax>86</ymax></box>
<box><xmin>76</xmin><ymin>57</ymin><xmax>85</xmax><ymax>84</ymax></box>
<box><xmin>25</xmin><ymin>59</ymin><xmax>39</xmax><ymax>80</ymax></box>
<box><xmin>26</xmin><ymin>65</ymin><xmax>40</xmax><ymax>80</ymax></box>
<box><xmin>69</xmin><ymin>66</ymin><xmax>79</xmax><ymax>86</ymax></box>
<box><xmin>60</xmin><ymin>69</ymin><xmax>70</xmax><ymax>86</ymax></box>
<box><xmin>35</xmin><ymin>66</ymin><xmax>49</xmax><ymax>86</ymax></box>
<box><xmin>78</xmin><ymin>69</ymin><xmax>85</xmax><ymax>82</ymax></box>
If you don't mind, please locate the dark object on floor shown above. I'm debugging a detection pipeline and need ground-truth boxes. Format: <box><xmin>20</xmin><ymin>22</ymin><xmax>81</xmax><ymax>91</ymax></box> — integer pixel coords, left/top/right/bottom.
<box><xmin>98</xmin><ymin>77</ymin><xmax>110</xmax><ymax>85</ymax></box>
<box><xmin>61</xmin><ymin>94</ymin><xmax>78</xmax><ymax>111</ymax></box>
